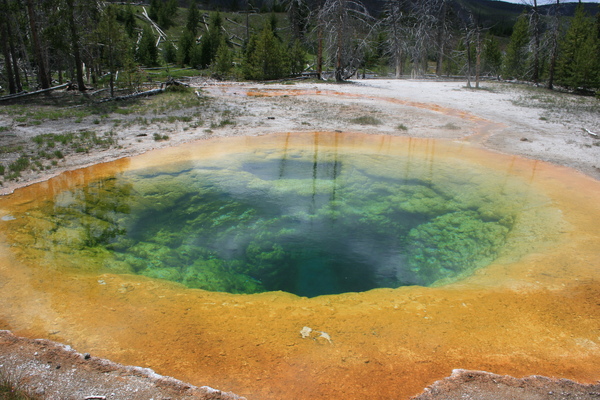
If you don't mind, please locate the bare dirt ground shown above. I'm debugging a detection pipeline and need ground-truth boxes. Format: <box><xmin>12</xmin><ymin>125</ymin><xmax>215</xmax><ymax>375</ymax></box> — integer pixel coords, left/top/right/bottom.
<box><xmin>0</xmin><ymin>79</ymin><xmax>599</xmax><ymax>399</ymax></box>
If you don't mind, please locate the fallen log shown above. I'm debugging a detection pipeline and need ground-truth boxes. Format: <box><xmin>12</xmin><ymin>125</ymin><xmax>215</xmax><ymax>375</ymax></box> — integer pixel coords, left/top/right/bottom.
<box><xmin>583</xmin><ymin>128</ymin><xmax>598</xmax><ymax>138</ymax></box>
<box><xmin>0</xmin><ymin>82</ymin><xmax>70</xmax><ymax>102</ymax></box>
<box><xmin>98</xmin><ymin>88</ymin><xmax>164</xmax><ymax>103</ymax></box>
<box><xmin>162</xmin><ymin>78</ymin><xmax>189</xmax><ymax>88</ymax></box>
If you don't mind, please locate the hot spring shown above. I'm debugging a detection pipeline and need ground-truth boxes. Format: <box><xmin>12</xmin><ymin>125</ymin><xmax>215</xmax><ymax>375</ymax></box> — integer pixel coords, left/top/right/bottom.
<box><xmin>1</xmin><ymin>132</ymin><xmax>599</xmax><ymax>400</ymax></box>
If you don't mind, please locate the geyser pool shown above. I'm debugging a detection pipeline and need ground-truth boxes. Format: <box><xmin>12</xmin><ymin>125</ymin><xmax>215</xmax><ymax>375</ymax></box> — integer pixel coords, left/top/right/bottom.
<box><xmin>2</xmin><ymin>133</ymin><xmax>554</xmax><ymax>297</ymax></box>
<box><xmin>1</xmin><ymin>132</ymin><xmax>599</xmax><ymax>400</ymax></box>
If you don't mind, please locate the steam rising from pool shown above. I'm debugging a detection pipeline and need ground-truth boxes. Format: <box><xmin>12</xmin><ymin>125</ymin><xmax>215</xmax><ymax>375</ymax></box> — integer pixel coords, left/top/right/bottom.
<box><xmin>12</xmin><ymin>133</ymin><xmax>556</xmax><ymax>297</ymax></box>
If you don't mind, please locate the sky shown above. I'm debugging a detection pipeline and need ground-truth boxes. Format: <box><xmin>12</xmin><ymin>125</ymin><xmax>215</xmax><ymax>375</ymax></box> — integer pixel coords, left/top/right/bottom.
<box><xmin>499</xmin><ymin>0</ymin><xmax>600</xmax><ymax>3</ymax></box>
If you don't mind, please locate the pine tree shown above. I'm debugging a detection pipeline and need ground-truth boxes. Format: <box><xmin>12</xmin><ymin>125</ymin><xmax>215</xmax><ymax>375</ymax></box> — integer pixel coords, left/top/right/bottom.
<box><xmin>122</xmin><ymin>5</ymin><xmax>137</xmax><ymax>38</ymax></box>
<box><xmin>502</xmin><ymin>13</ymin><xmax>530</xmax><ymax>80</ymax></box>
<box><xmin>288</xmin><ymin>39</ymin><xmax>306</xmax><ymax>76</ymax></box>
<box><xmin>96</xmin><ymin>5</ymin><xmax>130</xmax><ymax>96</ymax></box>
<box><xmin>213</xmin><ymin>37</ymin><xmax>233</xmax><ymax>77</ymax></box>
<box><xmin>482</xmin><ymin>33</ymin><xmax>502</xmax><ymax>77</ymax></box>
<box><xmin>149</xmin><ymin>0</ymin><xmax>160</xmax><ymax>21</ymax></box>
<box><xmin>199</xmin><ymin>12</ymin><xmax>224</xmax><ymax>68</ymax></box>
<box><xmin>136</xmin><ymin>25</ymin><xmax>159</xmax><ymax>67</ymax></box>
<box><xmin>243</xmin><ymin>22</ymin><xmax>289</xmax><ymax>80</ymax></box>
<box><xmin>556</xmin><ymin>4</ymin><xmax>599</xmax><ymax>91</ymax></box>
<box><xmin>178</xmin><ymin>29</ymin><xmax>196</xmax><ymax>66</ymax></box>
<box><xmin>186</xmin><ymin>0</ymin><xmax>200</xmax><ymax>36</ymax></box>
<box><xmin>162</xmin><ymin>41</ymin><xmax>177</xmax><ymax>64</ymax></box>
<box><xmin>151</xmin><ymin>0</ymin><xmax>178</xmax><ymax>29</ymax></box>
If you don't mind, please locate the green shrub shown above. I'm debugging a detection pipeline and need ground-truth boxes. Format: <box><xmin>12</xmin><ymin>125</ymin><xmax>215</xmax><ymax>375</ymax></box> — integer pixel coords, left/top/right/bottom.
<box><xmin>9</xmin><ymin>156</ymin><xmax>29</xmax><ymax>173</ymax></box>
<box><xmin>351</xmin><ymin>116</ymin><xmax>382</xmax><ymax>125</ymax></box>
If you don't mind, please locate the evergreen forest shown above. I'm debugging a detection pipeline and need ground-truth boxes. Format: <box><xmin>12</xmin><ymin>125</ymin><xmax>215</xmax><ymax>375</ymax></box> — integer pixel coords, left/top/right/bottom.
<box><xmin>1</xmin><ymin>0</ymin><xmax>599</xmax><ymax>95</ymax></box>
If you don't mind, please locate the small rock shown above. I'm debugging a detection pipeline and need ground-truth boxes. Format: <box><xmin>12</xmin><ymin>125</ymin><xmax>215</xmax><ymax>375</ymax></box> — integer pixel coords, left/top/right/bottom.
<box><xmin>300</xmin><ymin>326</ymin><xmax>312</xmax><ymax>338</ymax></box>
<box><xmin>318</xmin><ymin>331</ymin><xmax>333</xmax><ymax>344</ymax></box>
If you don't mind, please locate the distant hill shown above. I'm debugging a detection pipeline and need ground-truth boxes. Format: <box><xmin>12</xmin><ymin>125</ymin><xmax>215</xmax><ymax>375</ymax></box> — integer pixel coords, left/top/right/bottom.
<box><xmin>121</xmin><ymin>0</ymin><xmax>598</xmax><ymax>37</ymax></box>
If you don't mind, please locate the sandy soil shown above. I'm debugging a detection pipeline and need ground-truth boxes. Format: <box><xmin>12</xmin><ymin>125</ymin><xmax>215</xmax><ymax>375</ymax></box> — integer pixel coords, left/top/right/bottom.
<box><xmin>0</xmin><ymin>79</ymin><xmax>599</xmax><ymax>399</ymax></box>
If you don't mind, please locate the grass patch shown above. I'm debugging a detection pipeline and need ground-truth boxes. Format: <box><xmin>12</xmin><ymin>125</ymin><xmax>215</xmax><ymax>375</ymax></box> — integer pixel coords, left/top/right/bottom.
<box><xmin>440</xmin><ymin>122</ymin><xmax>460</xmax><ymax>130</ymax></box>
<box><xmin>219</xmin><ymin>118</ymin><xmax>235</xmax><ymax>127</ymax></box>
<box><xmin>350</xmin><ymin>115</ymin><xmax>382</xmax><ymax>125</ymax></box>
<box><xmin>32</xmin><ymin>131</ymin><xmax>115</xmax><ymax>151</ymax></box>
<box><xmin>0</xmin><ymin>370</ymin><xmax>38</xmax><ymax>399</ymax></box>
<box><xmin>509</xmin><ymin>85</ymin><xmax>600</xmax><ymax>116</ymax></box>
<box><xmin>0</xmin><ymin>145</ymin><xmax>23</xmax><ymax>154</ymax></box>
<box><xmin>153</xmin><ymin>133</ymin><xmax>170</xmax><ymax>141</ymax></box>
<box><xmin>396</xmin><ymin>123</ymin><xmax>409</xmax><ymax>131</ymax></box>
<box><xmin>210</xmin><ymin>118</ymin><xmax>236</xmax><ymax>129</ymax></box>
<box><xmin>0</xmin><ymin>131</ymin><xmax>117</xmax><ymax>182</ymax></box>
<box><xmin>9</xmin><ymin>156</ymin><xmax>30</xmax><ymax>174</ymax></box>
<box><xmin>1</xmin><ymin>106</ymin><xmax>92</xmax><ymax>124</ymax></box>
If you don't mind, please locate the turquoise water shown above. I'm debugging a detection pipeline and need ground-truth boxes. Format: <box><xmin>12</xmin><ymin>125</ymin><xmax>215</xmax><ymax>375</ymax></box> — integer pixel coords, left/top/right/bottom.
<box><xmin>23</xmin><ymin>143</ymin><xmax>543</xmax><ymax>297</ymax></box>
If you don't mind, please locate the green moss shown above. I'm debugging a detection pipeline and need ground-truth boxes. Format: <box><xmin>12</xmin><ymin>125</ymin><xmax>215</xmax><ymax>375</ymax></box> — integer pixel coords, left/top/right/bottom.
<box><xmin>406</xmin><ymin>211</ymin><xmax>509</xmax><ymax>285</ymax></box>
<box><xmin>12</xmin><ymin>146</ymin><xmax>558</xmax><ymax>297</ymax></box>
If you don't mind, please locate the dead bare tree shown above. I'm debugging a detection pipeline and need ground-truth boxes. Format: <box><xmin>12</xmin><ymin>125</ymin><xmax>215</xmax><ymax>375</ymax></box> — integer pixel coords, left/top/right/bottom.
<box><xmin>434</xmin><ymin>0</ymin><xmax>451</xmax><ymax>76</ymax></box>
<box><xmin>382</xmin><ymin>0</ymin><xmax>409</xmax><ymax>78</ymax></box>
<box><xmin>317</xmin><ymin>0</ymin><xmax>375</xmax><ymax>81</ymax></box>
<box><xmin>286</xmin><ymin>0</ymin><xmax>311</xmax><ymax>42</ymax></box>
<box><xmin>404</xmin><ymin>0</ymin><xmax>444</xmax><ymax>78</ymax></box>
<box><xmin>547</xmin><ymin>0</ymin><xmax>561</xmax><ymax>89</ymax></box>
<box><xmin>521</xmin><ymin>0</ymin><xmax>543</xmax><ymax>83</ymax></box>
<box><xmin>457</xmin><ymin>12</ymin><xmax>485</xmax><ymax>88</ymax></box>
<box><xmin>383</xmin><ymin>0</ymin><xmax>453</xmax><ymax>78</ymax></box>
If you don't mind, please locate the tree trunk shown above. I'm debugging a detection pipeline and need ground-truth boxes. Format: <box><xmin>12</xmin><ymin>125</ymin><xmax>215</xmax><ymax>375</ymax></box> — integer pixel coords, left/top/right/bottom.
<box><xmin>548</xmin><ymin>0</ymin><xmax>560</xmax><ymax>90</ymax></box>
<box><xmin>0</xmin><ymin>24</ymin><xmax>16</xmax><ymax>94</ymax></box>
<box><xmin>26</xmin><ymin>0</ymin><xmax>51</xmax><ymax>89</ymax></box>
<box><xmin>15</xmin><ymin>15</ymin><xmax>32</xmax><ymax>87</ymax></box>
<box><xmin>3</xmin><ymin>1</ymin><xmax>22</xmax><ymax>92</ymax></box>
<box><xmin>334</xmin><ymin>4</ymin><xmax>344</xmax><ymax>82</ymax></box>
<box><xmin>8</xmin><ymin>29</ymin><xmax>22</xmax><ymax>92</ymax></box>
<box><xmin>466</xmin><ymin>32</ymin><xmax>472</xmax><ymax>88</ymax></box>
<box><xmin>436</xmin><ymin>0</ymin><xmax>447</xmax><ymax>76</ymax></box>
<box><xmin>66</xmin><ymin>0</ymin><xmax>86</xmax><ymax>91</ymax></box>
<box><xmin>317</xmin><ymin>23</ymin><xmax>323</xmax><ymax>79</ymax></box>
<box><xmin>531</xmin><ymin>0</ymin><xmax>540</xmax><ymax>83</ymax></box>
<box><xmin>335</xmin><ymin>31</ymin><xmax>343</xmax><ymax>81</ymax></box>
<box><xmin>475</xmin><ymin>28</ymin><xmax>482</xmax><ymax>88</ymax></box>
<box><xmin>0</xmin><ymin>0</ymin><xmax>16</xmax><ymax>93</ymax></box>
